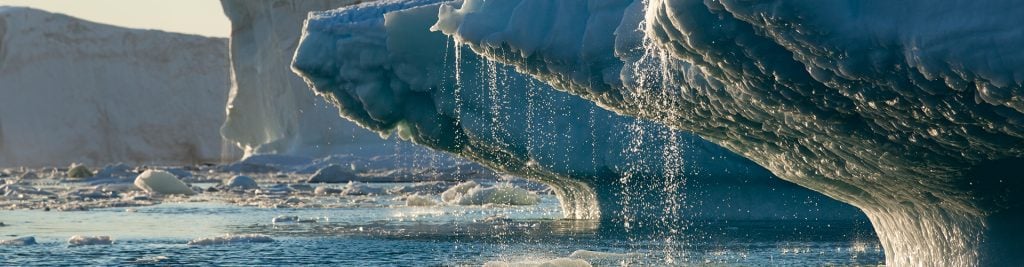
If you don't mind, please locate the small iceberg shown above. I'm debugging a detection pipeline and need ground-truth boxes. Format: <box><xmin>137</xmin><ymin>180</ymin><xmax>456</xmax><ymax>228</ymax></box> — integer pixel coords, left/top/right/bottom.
<box><xmin>341</xmin><ymin>181</ymin><xmax>385</xmax><ymax>196</ymax></box>
<box><xmin>224</xmin><ymin>175</ymin><xmax>259</xmax><ymax>190</ymax></box>
<box><xmin>0</xmin><ymin>236</ymin><xmax>37</xmax><ymax>246</ymax></box>
<box><xmin>306</xmin><ymin>164</ymin><xmax>358</xmax><ymax>183</ymax></box>
<box><xmin>133</xmin><ymin>170</ymin><xmax>196</xmax><ymax>195</ymax></box>
<box><xmin>187</xmin><ymin>234</ymin><xmax>274</xmax><ymax>246</ymax></box>
<box><xmin>68</xmin><ymin>235</ymin><xmax>113</xmax><ymax>246</ymax></box>
<box><xmin>441</xmin><ymin>181</ymin><xmax>480</xmax><ymax>203</ymax></box>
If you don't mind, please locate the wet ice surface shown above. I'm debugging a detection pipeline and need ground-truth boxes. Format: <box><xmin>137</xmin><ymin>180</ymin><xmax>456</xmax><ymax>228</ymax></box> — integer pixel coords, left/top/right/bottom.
<box><xmin>0</xmin><ymin>166</ymin><xmax>883</xmax><ymax>266</ymax></box>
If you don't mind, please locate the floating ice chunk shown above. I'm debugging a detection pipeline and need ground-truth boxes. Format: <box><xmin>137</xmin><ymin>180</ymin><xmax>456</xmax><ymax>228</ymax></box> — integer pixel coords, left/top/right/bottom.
<box><xmin>405</xmin><ymin>194</ymin><xmax>438</xmax><ymax>207</ymax></box>
<box><xmin>307</xmin><ymin>164</ymin><xmax>358</xmax><ymax>183</ymax></box>
<box><xmin>456</xmin><ymin>185</ymin><xmax>540</xmax><ymax>206</ymax></box>
<box><xmin>441</xmin><ymin>181</ymin><xmax>479</xmax><ymax>203</ymax></box>
<box><xmin>389</xmin><ymin>181</ymin><xmax>449</xmax><ymax>195</ymax></box>
<box><xmin>314</xmin><ymin>185</ymin><xmax>343</xmax><ymax>195</ymax></box>
<box><xmin>131</xmin><ymin>256</ymin><xmax>170</xmax><ymax>264</ymax></box>
<box><xmin>272</xmin><ymin>215</ymin><xmax>319</xmax><ymax>224</ymax></box>
<box><xmin>187</xmin><ymin>234</ymin><xmax>274</xmax><ymax>246</ymax></box>
<box><xmin>66</xmin><ymin>163</ymin><xmax>93</xmax><ymax>178</ymax></box>
<box><xmin>133</xmin><ymin>170</ymin><xmax>196</xmax><ymax>195</ymax></box>
<box><xmin>483</xmin><ymin>258</ymin><xmax>592</xmax><ymax>267</ymax></box>
<box><xmin>341</xmin><ymin>181</ymin><xmax>385</xmax><ymax>196</ymax></box>
<box><xmin>0</xmin><ymin>236</ymin><xmax>36</xmax><ymax>246</ymax></box>
<box><xmin>225</xmin><ymin>175</ymin><xmax>258</xmax><ymax>190</ymax></box>
<box><xmin>443</xmin><ymin>182</ymin><xmax>540</xmax><ymax>206</ymax></box>
<box><xmin>68</xmin><ymin>235</ymin><xmax>112</xmax><ymax>246</ymax></box>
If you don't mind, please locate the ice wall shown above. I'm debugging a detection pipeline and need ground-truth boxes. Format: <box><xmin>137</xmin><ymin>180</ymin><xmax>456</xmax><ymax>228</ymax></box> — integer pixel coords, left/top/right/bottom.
<box><xmin>292</xmin><ymin>1</ymin><xmax>863</xmax><ymax>222</ymax></box>
<box><xmin>433</xmin><ymin>0</ymin><xmax>1024</xmax><ymax>265</ymax></box>
<box><xmin>220</xmin><ymin>0</ymin><xmax>409</xmax><ymax>158</ymax></box>
<box><xmin>0</xmin><ymin>7</ymin><xmax>230</xmax><ymax>168</ymax></box>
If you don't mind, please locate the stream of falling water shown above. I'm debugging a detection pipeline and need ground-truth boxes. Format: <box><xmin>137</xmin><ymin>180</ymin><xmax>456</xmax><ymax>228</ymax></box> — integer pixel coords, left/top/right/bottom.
<box><xmin>622</xmin><ymin>0</ymin><xmax>693</xmax><ymax>263</ymax></box>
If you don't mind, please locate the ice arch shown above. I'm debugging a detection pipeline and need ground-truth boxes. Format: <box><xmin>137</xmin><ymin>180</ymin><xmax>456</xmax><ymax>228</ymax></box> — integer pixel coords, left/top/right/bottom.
<box><xmin>431</xmin><ymin>0</ymin><xmax>1024</xmax><ymax>265</ymax></box>
<box><xmin>291</xmin><ymin>1</ymin><xmax>863</xmax><ymax>223</ymax></box>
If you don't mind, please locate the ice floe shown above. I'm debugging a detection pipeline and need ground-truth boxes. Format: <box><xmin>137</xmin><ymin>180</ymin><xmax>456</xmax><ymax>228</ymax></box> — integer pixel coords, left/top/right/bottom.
<box><xmin>187</xmin><ymin>234</ymin><xmax>274</xmax><ymax>246</ymax></box>
<box><xmin>133</xmin><ymin>170</ymin><xmax>195</xmax><ymax>195</ymax></box>
<box><xmin>68</xmin><ymin>235</ymin><xmax>113</xmax><ymax>246</ymax></box>
<box><xmin>0</xmin><ymin>236</ymin><xmax>36</xmax><ymax>246</ymax></box>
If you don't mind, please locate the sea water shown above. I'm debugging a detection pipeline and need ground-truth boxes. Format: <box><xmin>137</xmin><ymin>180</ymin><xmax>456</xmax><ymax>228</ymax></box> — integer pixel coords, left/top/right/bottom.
<box><xmin>0</xmin><ymin>187</ymin><xmax>882</xmax><ymax>266</ymax></box>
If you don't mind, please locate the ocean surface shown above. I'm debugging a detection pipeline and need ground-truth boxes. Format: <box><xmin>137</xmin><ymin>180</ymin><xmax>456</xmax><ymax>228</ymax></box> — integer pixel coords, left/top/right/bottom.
<box><xmin>1</xmin><ymin>186</ymin><xmax>883</xmax><ymax>266</ymax></box>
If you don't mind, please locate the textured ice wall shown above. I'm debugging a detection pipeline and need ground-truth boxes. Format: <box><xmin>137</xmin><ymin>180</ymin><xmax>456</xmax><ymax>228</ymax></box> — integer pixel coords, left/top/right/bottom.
<box><xmin>220</xmin><ymin>0</ymin><xmax>407</xmax><ymax>158</ymax></box>
<box><xmin>434</xmin><ymin>0</ymin><xmax>1024</xmax><ymax>265</ymax></box>
<box><xmin>292</xmin><ymin>1</ymin><xmax>863</xmax><ymax>222</ymax></box>
<box><xmin>0</xmin><ymin>7</ymin><xmax>229</xmax><ymax>168</ymax></box>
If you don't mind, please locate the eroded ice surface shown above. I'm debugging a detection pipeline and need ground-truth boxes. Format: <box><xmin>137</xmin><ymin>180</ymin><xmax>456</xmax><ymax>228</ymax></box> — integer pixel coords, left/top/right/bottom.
<box><xmin>292</xmin><ymin>0</ymin><xmax>864</xmax><ymax>224</ymax></box>
<box><xmin>430</xmin><ymin>0</ymin><xmax>1024</xmax><ymax>265</ymax></box>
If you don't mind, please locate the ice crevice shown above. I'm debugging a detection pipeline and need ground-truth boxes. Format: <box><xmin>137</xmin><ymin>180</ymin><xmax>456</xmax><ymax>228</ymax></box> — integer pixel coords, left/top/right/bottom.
<box><xmin>427</xmin><ymin>0</ymin><xmax>1024</xmax><ymax>265</ymax></box>
<box><xmin>291</xmin><ymin>0</ymin><xmax>862</xmax><ymax>222</ymax></box>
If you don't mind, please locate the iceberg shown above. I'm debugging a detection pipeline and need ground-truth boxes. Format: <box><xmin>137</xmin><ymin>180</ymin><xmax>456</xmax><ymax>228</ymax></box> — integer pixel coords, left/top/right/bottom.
<box><xmin>292</xmin><ymin>0</ymin><xmax>862</xmax><ymax>223</ymax></box>
<box><xmin>0</xmin><ymin>7</ymin><xmax>230</xmax><ymax>168</ymax></box>
<box><xmin>220</xmin><ymin>0</ymin><xmax>419</xmax><ymax>158</ymax></box>
<box><xmin>218</xmin><ymin>0</ymin><xmax>496</xmax><ymax>185</ymax></box>
<box><xmin>429</xmin><ymin>0</ymin><xmax>1024</xmax><ymax>265</ymax></box>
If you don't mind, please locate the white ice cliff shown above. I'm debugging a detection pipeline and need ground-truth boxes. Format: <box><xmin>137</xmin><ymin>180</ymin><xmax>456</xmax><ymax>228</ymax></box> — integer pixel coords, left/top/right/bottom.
<box><xmin>0</xmin><ymin>7</ymin><xmax>230</xmax><ymax>168</ymax></box>
<box><xmin>219</xmin><ymin>0</ymin><xmax>501</xmax><ymax>187</ymax></box>
<box><xmin>427</xmin><ymin>0</ymin><xmax>1024</xmax><ymax>265</ymax></box>
<box><xmin>291</xmin><ymin>1</ymin><xmax>863</xmax><ymax>222</ymax></box>
<box><xmin>221</xmin><ymin>0</ymin><xmax>411</xmax><ymax>158</ymax></box>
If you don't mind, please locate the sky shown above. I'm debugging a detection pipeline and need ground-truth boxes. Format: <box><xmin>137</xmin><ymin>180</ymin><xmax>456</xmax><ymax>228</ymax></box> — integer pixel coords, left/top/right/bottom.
<box><xmin>0</xmin><ymin>0</ymin><xmax>229</xmax><ymax>37</ymax></box>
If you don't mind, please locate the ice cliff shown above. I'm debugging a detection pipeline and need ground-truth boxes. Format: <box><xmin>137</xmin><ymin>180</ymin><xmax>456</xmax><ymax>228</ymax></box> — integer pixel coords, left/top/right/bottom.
<box><xmin>219</xmin><ymin>0</ymin><xmax>399</xmax><ymax>158</ymax></box>
<box><xmin>427</xmin><ymin>0</ymin><xmax>1024</xmax><ymax>265</ymax></box>
<box><xmin>291</xmin><ymin>1</ymin><xmax>863</xmax><ymax>222</ymax></box>
<box><xmin>0</xmin><ymin>7</ymin><xmax>229</xmax><ymax>168</ymax></box>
